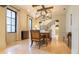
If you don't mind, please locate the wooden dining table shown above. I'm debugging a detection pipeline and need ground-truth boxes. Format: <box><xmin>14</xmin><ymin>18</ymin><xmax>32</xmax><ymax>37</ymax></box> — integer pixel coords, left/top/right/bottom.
<box><xmin>40</xmin><ymin>31</ymin><xmax>50</xmax><ymax>46</ymax></box>
<box><xmin>40</xmin><ymin>31</ymin><xmax>50</xmax><ymax>38</ymax></box>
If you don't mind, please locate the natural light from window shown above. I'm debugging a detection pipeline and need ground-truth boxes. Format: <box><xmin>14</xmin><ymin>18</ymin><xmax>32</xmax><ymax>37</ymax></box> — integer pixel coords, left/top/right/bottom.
<box><xmin>6</xmin><ymin>9</ymin><xmax>16</xmax><ymax>32</ymax></box>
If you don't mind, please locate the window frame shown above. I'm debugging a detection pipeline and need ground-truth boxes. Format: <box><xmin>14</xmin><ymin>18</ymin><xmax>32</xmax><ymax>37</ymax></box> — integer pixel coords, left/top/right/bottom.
<box><xmin>6</xmin><ymin>8</ymin><xmax>17</xmax><ymax>33</ymax></box>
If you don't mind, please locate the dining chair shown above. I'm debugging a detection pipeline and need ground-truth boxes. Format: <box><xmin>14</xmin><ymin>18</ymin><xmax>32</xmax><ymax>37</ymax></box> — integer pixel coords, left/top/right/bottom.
<box><xmin>67</xmin><ymin>32</ymin><xmax>72</xmax><ymax>48</ymax></box>
<box><xmin>30</xmin><ymin>30</ymin><xmax>42</xmax><ymax>49</ymax></box>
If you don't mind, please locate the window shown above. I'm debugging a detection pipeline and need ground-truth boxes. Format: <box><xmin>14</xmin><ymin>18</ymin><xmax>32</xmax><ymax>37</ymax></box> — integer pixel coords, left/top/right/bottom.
<box><xmin>6</xmin><ymin>9</ymin><xmax>17</xmax><ymax>32</ymax></box>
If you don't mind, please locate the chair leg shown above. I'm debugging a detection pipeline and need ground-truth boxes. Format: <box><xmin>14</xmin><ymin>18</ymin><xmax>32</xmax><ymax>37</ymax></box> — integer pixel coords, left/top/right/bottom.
<box><xmin>31</xmin><ymin>40</ymin><xmax>33</xmax><ymax>47</ymax></box>
<box><xmin>38</xmin><ymin>42</ymin><xmax>41</xmax><ymax>49</ymax></box>
<box><xmin>46</xmin><ymin>38</ymin><xmax>48</xmax><ymax>46</ymax></box>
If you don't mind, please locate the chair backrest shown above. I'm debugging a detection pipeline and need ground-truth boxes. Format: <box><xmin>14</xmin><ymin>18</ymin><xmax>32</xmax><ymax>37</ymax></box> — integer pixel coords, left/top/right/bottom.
<box><xmin>67</xmin><ymin>32</ymin><xmax>72</xmax><ymax>38</ymax></box>
<box><xmin>31</xmin><ymin>30</ymin><xmax>40</xmax><ymax>40</ymax></box>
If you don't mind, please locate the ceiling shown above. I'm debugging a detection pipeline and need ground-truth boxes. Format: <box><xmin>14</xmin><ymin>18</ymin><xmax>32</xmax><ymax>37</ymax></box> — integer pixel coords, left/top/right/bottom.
<box><xmin>17</xmin><ymin>5</ymin><xmax>68</xmax><ymax>17</ymax></box>
<box><xmin>14</xmin><ymin>5</ymin><xmax>69</xmax><ymax>26</ymax></box>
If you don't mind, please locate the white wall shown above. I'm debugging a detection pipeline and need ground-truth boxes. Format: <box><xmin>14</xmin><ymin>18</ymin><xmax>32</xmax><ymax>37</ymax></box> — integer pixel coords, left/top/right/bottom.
<box><xmin>66</xmin><ymin>6</ymin><xmax>72</xmax><ymax>33</ymax></box>
<box><xmin>18</xmin><ymin>8</ymin><xmax>29</xmax><ymax>41</ymax></box>
<box><xmin>53</xmin><ymin>14</ymin><xmax>66</xmax><ymax>40</ymax></box>
<box><xmin>66</xmin><ymin>6</ymin><xmax>79</xmax><ymax>54</ymax></box>
<box><xmin>0</xmin><ymin>6</ymin><xmax>6</xmax><ymax>49</ymax></box>
<box><xmin>71</xmin><ymin>6</ymin><xmax>79</xmax><ymax>54</ymax></box>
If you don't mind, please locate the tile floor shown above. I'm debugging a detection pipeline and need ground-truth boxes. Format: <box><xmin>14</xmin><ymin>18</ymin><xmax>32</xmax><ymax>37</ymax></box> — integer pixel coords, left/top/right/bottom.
<box><xmin>0</xmin><ymin>39</ymin><xmax>71</xmax><ymax>54</ymax></box>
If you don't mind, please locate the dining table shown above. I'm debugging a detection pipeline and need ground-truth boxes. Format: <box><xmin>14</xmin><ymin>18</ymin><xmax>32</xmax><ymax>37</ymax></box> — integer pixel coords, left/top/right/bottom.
<box><xmin>40</xmin><ymin>30</ymin><xmax>50</xmax><ymax>46</ymax></box>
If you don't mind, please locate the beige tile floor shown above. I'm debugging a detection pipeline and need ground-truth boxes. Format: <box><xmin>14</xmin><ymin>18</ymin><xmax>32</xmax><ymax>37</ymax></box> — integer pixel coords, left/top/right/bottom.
<box><xmin>0</xmin><ymin>39</ymin><xmax>71</xmax><ymax>54</ymax></box>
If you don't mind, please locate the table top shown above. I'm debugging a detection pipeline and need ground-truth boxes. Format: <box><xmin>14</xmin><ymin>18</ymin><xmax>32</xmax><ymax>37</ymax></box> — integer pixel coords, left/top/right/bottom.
<box><xmin>40</xmin><ymin>30</ymin><xmax>50</xmax><ymax>33</ymax></box>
